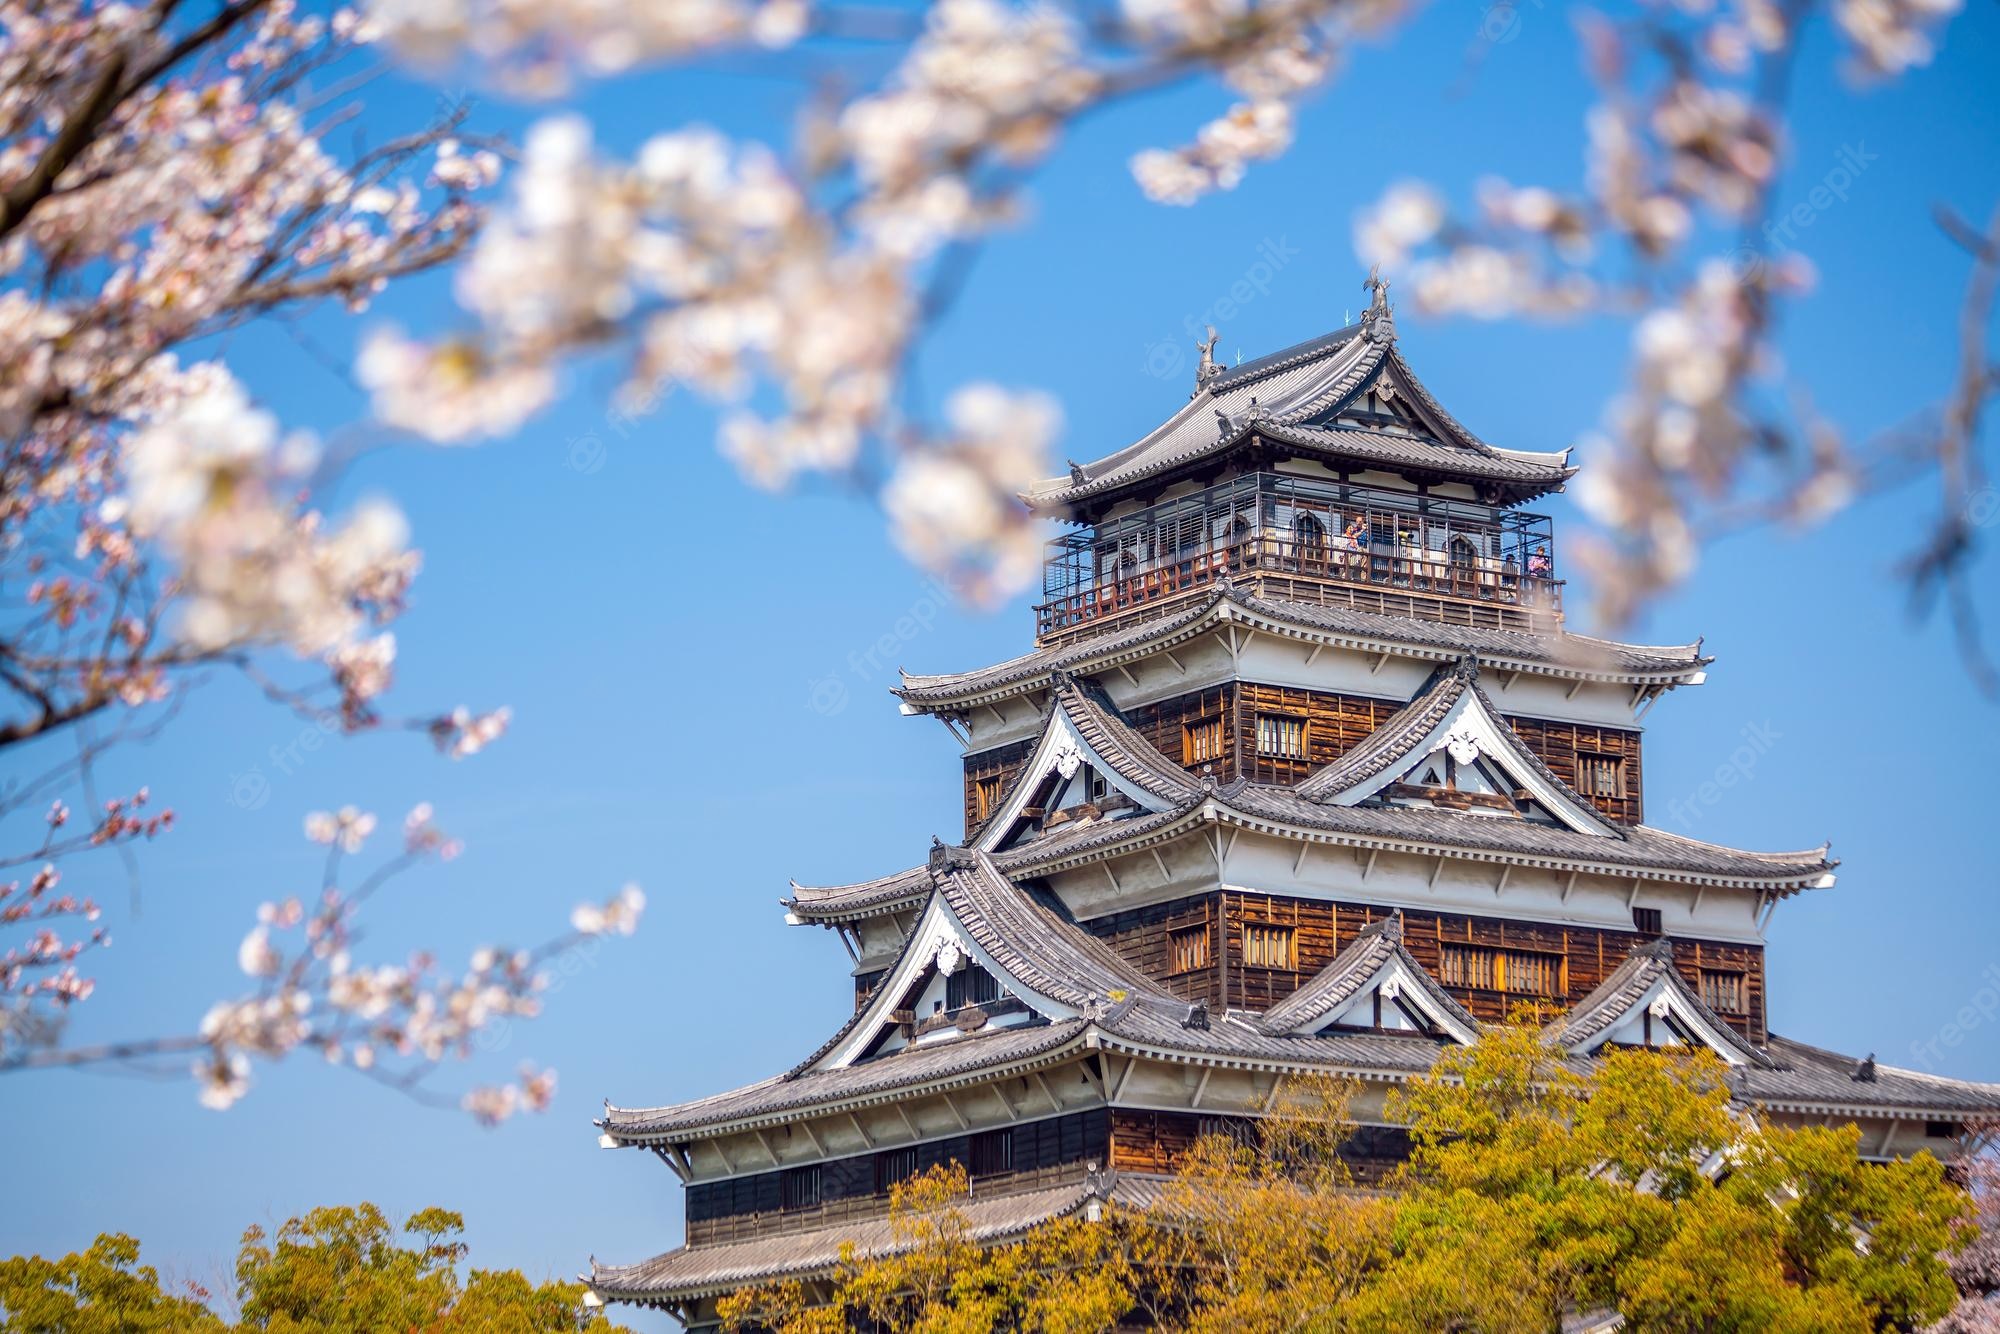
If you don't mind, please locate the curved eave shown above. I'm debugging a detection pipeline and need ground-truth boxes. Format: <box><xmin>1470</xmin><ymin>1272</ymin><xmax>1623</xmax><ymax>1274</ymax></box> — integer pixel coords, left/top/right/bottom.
<box><xmin>1199</xmin><ymin>799</ymin><xmax>1837</xmax><ymax>894</ymax></box>
<box><xmin>786</xmin><ymin>805</ymin><xmax>1206</xmax><ymax>926</ymax></box>
<box><xmin>599</xmin><ymin>1024</ymin><xmax>1094</xmax><ymax>1148</ymax></box>
<box><xmin>895</xmin><ymin>593</ymin><xmax>1712</xmax><ymax>716</ymax></box>
<box><xmin>1027</xmin><ymin>419</ymin><xmax>1570</xmax><ymax>519</ymax></box>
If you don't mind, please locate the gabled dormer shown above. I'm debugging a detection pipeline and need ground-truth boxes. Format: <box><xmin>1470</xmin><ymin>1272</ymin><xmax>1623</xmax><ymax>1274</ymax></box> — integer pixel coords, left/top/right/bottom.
<box><xmin>1549</xmin><ymin>938</ymin><xmax>1770</xmax><ymax>1068</ymax></box>
<box><xmin>972</xmin><ymin>671</ymin><xmax>1200</xmax><ymax>853</ymax></box>
<box><xmin>807</xmin><ymin>846</ymin><xmax>1180</xmax><ymax>1072</ymax></box>
<box><xmin>1298</xmin><ymin>656</ymin><xmax>1618</xmax><ymax>836</ymax></box>
<box><xmin>1258</xmin><ymin>912</ymin><xmax>1480</xmax><ymax>1044</ymax></box>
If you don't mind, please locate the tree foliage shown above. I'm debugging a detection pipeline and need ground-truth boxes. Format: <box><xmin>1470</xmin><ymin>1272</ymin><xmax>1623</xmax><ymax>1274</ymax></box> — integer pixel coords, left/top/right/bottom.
<box><xmin>0</xmin><ymin>1202</ymin><xmax>632</xmax><ymax>1333</ymax></box>
<box><xmin>721</xmin><ymin>1022</ymin><xmax>1979</xmax><ymax>1333</ymax></box>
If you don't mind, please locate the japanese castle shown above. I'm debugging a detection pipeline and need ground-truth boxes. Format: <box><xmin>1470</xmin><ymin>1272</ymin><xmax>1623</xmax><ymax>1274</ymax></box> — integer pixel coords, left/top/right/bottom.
<box><xmin>586</xmin><ymin>279</ymin><xmax>2000</xmax><ymax>1325</ymax></box>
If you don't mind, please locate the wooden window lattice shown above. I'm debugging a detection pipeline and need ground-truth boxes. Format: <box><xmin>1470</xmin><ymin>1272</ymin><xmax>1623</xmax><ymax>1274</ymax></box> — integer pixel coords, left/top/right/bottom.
<box><xmin>1577</xmin><ymin>751</ymin><xmax>1626</xmax><ymax>798</ymax></box>
<box><xmin>1700</xmin><ymin>969</ymin><xmax>1746</xmax><ymax>1014</ymax></box>
<box><xmin>1243</xmin><ymin>922</ymin><xmax>1296</xmax><ymax>970</ymax></box>
<box><xmin>1183</xmin><ymin>716</ymin><xmax>1225</xmax><ymax>765</ymax></box>
<box><xmin>1255</xmin><ymin>713</ymin><xmax>1308</xmax><ymax>759</ymax></box>
<box><xmin>1439</xmin><ymin>944</ymin><xmax>1563</xmax><ymax>997</ymax></box>
<box><xmin>1168</xmin><ymin>924</ymin><xmax>1212</xmax><ymax>974</ymax></box>
<box><xmin>969</xmin><ymin>1128</ymin><xmax>1014</xmax><ymax>1177</ymax></box>
<box><xmin>973</xmin><ymin>775</ymin><xmax>1006</xmax><ymax>823</ymax></box>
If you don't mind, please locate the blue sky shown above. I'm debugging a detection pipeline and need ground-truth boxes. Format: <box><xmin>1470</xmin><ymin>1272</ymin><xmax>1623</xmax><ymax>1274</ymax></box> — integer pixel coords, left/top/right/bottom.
<box><xmin>3</xmin><ymin>3</ymin><xmax>1997</xmax><ymax>1325</ymax></box>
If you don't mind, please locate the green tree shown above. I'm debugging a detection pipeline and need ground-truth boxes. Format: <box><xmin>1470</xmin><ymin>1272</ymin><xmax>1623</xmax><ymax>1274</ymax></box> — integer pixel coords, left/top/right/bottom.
<box><xmin>2</xmin><ymin>1204</ymin><xmax>630</xmax><ymax>1334</ymax></box>
<box><xmin>718</xmin><ymin>1019</ymin><xmax>1978</xmax><ymax>1333</ymax></box>
<box><xmin>0</xmin><ymin>1233</ymin><xmax>224</xmax><ymax>1333</ymax></box>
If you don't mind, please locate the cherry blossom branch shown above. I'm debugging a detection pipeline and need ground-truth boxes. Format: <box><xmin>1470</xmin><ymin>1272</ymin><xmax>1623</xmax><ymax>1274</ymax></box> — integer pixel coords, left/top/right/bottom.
<box><xmin>0</xmin><ymin>803</ymin><xmax>643</xmax><ymax>1125</ymax></box>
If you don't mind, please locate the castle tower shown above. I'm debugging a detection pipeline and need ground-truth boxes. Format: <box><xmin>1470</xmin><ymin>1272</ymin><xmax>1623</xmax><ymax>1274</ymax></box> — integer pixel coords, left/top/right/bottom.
<box><xmin>585</xmin><ymin>284</ymin><xmax>2000</xmax><ymax>1327</ymax></box>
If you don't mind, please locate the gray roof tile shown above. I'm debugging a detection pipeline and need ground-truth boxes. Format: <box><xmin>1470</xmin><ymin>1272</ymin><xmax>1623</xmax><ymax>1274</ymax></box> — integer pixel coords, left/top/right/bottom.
<box><xmin>1025</xmin><ymin>328</ymin><xmax>1574</xmax><ymax>513</ymax></box>
<box><xmin>893</xmin><ymin>587</ymin><xmax>1709</xmax><ymax>710</ymax></box>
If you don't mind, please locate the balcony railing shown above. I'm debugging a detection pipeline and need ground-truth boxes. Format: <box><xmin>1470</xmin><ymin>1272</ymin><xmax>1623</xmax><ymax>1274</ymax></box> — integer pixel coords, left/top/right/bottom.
<box><xmin>1036</xmin><ymin>473</ymin><xmax>1560</xmax><ymax>642</ymax></box>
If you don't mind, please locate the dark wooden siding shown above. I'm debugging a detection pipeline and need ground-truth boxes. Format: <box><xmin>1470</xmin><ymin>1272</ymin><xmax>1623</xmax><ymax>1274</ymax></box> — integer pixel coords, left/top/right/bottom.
<box><xmin>685</xmin><ymin>1107</ymin><xmax>1110</xmax><ymax>1243</ymax></box>
<box><xmin>1124</xmin><ymin>685</ymin><xmax>1236</xmax><ymax>780</ymax></box>
<box><xmin>1086</xmin><ymin>896</ymin><xmax>1222</xmax><ymax>1009</ymax></box>
<box><xmin>1509</xmin><ymin>715</ymin><xmax>1645</xmax><ymax>823</ymax></box>
<box><xmin>1071</xmin><ymin>679</ymin><xmax>1643</xmax><ymax>824</ymax></box>
<box><xmin>1086</xmin><ymin>891</ymin><xmax>1765</xmax><ymax>1044</ymax></box>
<box><xmin>963</xmin><ymin>738</ymin><xmax>1036</xmax><ymax>840</ymax></box>
<box><xmin>1109</xmin><ymin>1109</ymin><xmax>1414</xmax><ymax>1184</ymax></box>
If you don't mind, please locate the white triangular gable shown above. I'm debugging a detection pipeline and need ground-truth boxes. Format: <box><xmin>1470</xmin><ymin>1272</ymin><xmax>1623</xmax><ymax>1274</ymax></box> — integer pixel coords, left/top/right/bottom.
<box><xmin>1574</xmin><ymin>974</ymin><xmax>1753</xmax><ymax>1068</ymax></box>
<box><xmin>972</xmin><ymin>702</ymin><xmax>1179</xmax><ymax>853</ymax></box>
<box><xmin>1330</xmin><ymin>688</ymin><xmax>1615</xmax><ymax>836</ymax></box>
<box><xmin>810</xmin><ymin>893</ymin><xmax>1078</xmax><ymax>1071</ymax></box>
<box><xmin>1291</xmin><ymin>956</ymin><xmax>1480</xmax><ymax>1045</ymax></box>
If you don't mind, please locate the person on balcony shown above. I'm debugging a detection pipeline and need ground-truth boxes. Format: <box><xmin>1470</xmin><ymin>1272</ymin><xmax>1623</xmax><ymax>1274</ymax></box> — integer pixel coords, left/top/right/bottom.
<box><xmin>1528</xmin><ymin>545</ymin><xmax>1551</xmax><ymax>578</ymax></box>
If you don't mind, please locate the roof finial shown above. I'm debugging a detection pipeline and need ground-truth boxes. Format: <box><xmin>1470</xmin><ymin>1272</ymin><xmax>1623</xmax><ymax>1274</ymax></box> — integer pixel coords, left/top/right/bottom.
<box><xmin>1194</xmin><ymin>325</ymin><xmax>1222</xmax><ymax>389</ymax></box>
<box><xmin>1362</xmin><ymin>265</ymin><xmax>1396</xmax><ymax>344</ymax></box>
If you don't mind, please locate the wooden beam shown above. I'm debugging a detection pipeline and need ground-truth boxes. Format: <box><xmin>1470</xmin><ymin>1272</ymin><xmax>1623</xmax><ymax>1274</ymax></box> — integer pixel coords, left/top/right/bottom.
<box><xmin>1370</xmin><ymin>651</ymin><xmax>1390</xmax><ymax>675</ymax></box>
<box><xmin>1627</xmin><ymin>877</ymin><xmax>1643</xmax><ymax>909</ymax></box>
<box><xmin>1293</xmin><ymin>842</ymin><xmax>1311</xmax><ymax>876</ymax></box>
<box><xmin>1565</xmin><ymin>678</ymin><xmax>1585</xmax><ymax>700</ymax></box>
<box><xmin>711</xmin><ymin>1138</ymin><xmax>736</xmax><ymax>1172</ymax></box>
<box><xmin>1304</xmin><ymin>643</ymin><xmax>1325</xmax><ymax>667</ymax></box>
<box><xmin>1164</xmin><ymin>649</ymin><xmax>1188</xmax><ymax>676</ymax></box>
<box><xmin>892</xmin><ymin>1103</ymin><xmax>920</xmax><ymax>1142</ymax></box>
<box><xmin>1031</xmin><ymin>1070</ymin><xmax>1063</xmax><ymax>1114</ymax></box>
<box><xmin>983</xmin><ymin>702</ymin><xmax>1008</xmax><ymax>726</ymax></box>
<box><xmin>1190</xmin><ymin>1067</ymin><xmax>1214</xmax><ymax>1109</ymax></box>
<box><xmin>1561</xmin><ymin>869</ymin><xmax>1578</xmax><ymax>903</ymax></box>
<box><xmin>1109</xmin><ymin>1055</ymin><xmax>1139</xmax><ymax>1102</ymax></box>
<box><xmin>797</xmin><ymin>1119</ymin><xmax>826</xmax><ymax>1154</ymax></box>
<box><xmin>751</xmin><ymin>1128</ymin><xmax>783</xmax><ymax>1167</ymax></box>
<box><xmin>1428</xmin><ymin>857</ymin><xmax>1446</xmax><ymax>891</ymax></box>
<box><xmin>1150</xmin><ymin>847</ymin><xmax>1172</xmax><ymax>882</ymax></box>
<box><xmin>1494</xmin><ymin>864</ymin><xmax>1512</xmax><ymax>897</ymax></box>
<box><xmin>845</xmin><ymin>1111</ymin><xmax>874</xmax><ymax>1149</ymax></box>
<box><xmin>1115</xmin><ymin>663</ymin><xmax>1140</xmax><ymax>688</ymax></box>
<box><xmin>1102</xmin><ymin>862</ymin><xmax>1121</xmax><ymax>895</ymax></box>
<box><xmin>938</xmin><ymin>1093</ymin><xmax>970</xmax><ymax>1130</ymax></box>
<box><xmin>1361</xmin><ymin>847</ymin><xmax>1379</xmax><ymax>882</ymax></box>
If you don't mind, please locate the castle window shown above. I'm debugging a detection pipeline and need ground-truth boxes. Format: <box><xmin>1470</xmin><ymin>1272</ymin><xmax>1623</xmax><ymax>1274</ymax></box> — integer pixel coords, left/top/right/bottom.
<box><xmin>780</xmin><ymin>1165</ymin><xmax>822</xmax><ymax>1210</ymax></box>
<box><xmin>876</xmin><ymin>1146</ymin><xmax>920</xmax><ymax>1191</ymax></box>
<box><xmin>1183</xmin><ymin>716</ymin><xmax>1224</xmax><ymax>766</ymax></box>
<box><xmin>1198</xmin><ymin>1115</ymin><xmax>1257</xmax><ymax>1151</ymax></box>
<box><xmin>1700</xmin><ymin>969</ymin><xmax>1746</xmax><ymax>1014</ymax></box>
<box><xmin>1169</xmin><ymin>924</ymin><xmax>1211</xmax><ymax>974</ymax></box>
<box><xmin>1439</xmin><ymin>944</ymin><xmax>1564</xmax><ymax>997</ymax></box>
<box><xmin>1927</xmin><ymin>1120</ymin><xmax>1962</xmax><ymax>1140</ymax></box>
<box><xmin>969</xmin><ymin>1128</ymin><xmax>1013</xmax><ymax>1177</ymax></box>
<box><xmin>1243</xmin><ymin>922</ymin><xmax>1295</xmax><ymax>970</ymax></box>
<box><xmin>1632</xmin><ymin>907</ymin><xmax>1663</xmax><ymax>936</ymax></box>
<box><xmin>973</xmin><ymin>775</ymin><xmax>1006</xmax><ymax>823</ymax></box>
<box><xmin>946</xmin><ymin>964</ymin><xmax>1000</xmax><ymax>1011</ymax></box>
<box><xmin>1577</xmin><ymin>751</ymin><xmax>1625</xmax><ymax>799</ymax></box>
<box><xmin>1256</xmin><ymin>713</ymin><xmax>1308</xmax><ymax>759</ymax></box>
